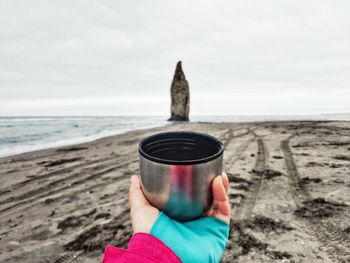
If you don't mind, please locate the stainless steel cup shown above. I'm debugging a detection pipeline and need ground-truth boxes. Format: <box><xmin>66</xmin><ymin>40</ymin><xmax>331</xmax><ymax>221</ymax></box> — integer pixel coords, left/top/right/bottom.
<box><xmin>138</xmin><ymin>131</ymin><xmax>224</xmax><ymax>221</ymax></box>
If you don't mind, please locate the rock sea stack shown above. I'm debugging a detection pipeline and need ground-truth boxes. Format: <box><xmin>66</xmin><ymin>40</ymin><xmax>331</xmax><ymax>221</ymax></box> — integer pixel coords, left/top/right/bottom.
<box><xmin>168</xmin><ymin>61</ymin><xmax>190</xmax><ymax>121</ymax></box>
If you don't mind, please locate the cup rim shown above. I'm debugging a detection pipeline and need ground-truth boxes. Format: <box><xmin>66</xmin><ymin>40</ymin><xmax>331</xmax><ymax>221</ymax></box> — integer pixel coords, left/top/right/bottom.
<box><xmin>138</xmin><ymin>131</ymin><xmax>224</xmax><ymax>165</ymax></box>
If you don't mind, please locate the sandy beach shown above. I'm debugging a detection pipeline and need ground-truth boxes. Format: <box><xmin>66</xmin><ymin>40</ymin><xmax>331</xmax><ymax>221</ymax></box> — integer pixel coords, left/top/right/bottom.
<box><xmin>0</xmin><ymin>121</ymin><xmax>349</xmax><ymax>263</ymax></box>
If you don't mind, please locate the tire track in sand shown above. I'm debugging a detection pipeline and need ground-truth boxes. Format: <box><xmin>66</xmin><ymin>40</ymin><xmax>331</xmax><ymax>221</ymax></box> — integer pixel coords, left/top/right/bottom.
<box><xmin>0</xmin><ymin>159</ymin><xmax>137</xmax><ymax>216</ymax></box>
<box><xmin>280</xmin><ymin>134</ymin><xmax>311</xmax><ymax>205</ymax></box>
<box><xmin>224</xmin><ymin>128</ymin><xmax>256</xmax><ymax>172</ymax></box>
<box><xmin>281</xmin><ymin>134</ymin><xmax>350</xmax><ymax>262</ymax></box>
<box><xmin>236</xmin><ymin>133</ymin><xmax>267</xmax><ymax>221</ymax></box>
<box><xmin>224</xmin><ymin>132</ymin><xmax>268</xmax><ymax>263</ymax></box>
<box><xmin>0</xmin><ymin>155</ymin><xmax>125</xmax><ymax>199</ymax></box>
<box><xmin>222</xmin><ymin>127</ymin><xmax>252</xmax><ymax>148</ymax></box>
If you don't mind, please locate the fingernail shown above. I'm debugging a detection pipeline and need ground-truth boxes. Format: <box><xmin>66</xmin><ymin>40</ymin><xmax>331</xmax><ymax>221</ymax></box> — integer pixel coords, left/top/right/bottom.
<box><xmin>222</xmin><ymin>172</ymin><xmax>228</xmax><ymax>181</ymax></box>
<box><xmin>217</xmin><ymin>174</ymin><xmax>223</xmax><ymax>183</ymax></box>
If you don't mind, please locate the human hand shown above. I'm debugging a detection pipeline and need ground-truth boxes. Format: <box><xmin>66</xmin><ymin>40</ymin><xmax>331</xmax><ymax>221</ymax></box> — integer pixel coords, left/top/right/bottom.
<box><xmin>129</xmin><ymin>172</ymin><xmax>231</xmax><ymax>233</ymax></box>
<box><xmin>128</xmin><ymin>175</ymin><xmax>160</xmax><ymax>233</ymax></box>
<box><xmin>129</xmin><ymin>174</ymin><xmax>231</xmax><ymax>262</ymax></box>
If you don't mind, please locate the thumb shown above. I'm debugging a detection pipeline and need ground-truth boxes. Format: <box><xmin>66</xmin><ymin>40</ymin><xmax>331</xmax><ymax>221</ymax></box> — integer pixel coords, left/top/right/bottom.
<box><xmin>211</xmin><ymin>175</ymin><xmax>231</xmax><ymax>223</ymax></box>
<box><xmin>129</xmin><ymin>175</ymin><xmax>150</xmax><ymax>210</ymax></box>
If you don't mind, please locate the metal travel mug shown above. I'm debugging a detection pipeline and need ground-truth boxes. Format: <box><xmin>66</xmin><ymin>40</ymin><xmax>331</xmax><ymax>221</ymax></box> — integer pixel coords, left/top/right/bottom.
<box><xmin>138</xmin><ymin>131</ymin><xmax>224</xmax><ymax>221</ymax></box>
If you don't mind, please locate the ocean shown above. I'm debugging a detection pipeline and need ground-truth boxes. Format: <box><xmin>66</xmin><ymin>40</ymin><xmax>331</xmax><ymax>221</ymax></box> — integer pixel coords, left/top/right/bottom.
<box><xmin>0</xmin><ymin>114</ymin><xmax>349</xmax><ymax>158</ymax></box>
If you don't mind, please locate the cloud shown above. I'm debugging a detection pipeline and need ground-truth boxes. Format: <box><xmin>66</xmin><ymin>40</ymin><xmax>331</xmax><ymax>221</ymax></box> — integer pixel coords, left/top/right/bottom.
<box><xmin>0</xmin><ymin>0</ymin><xmax>349</xmax><ymax>115</ymax></box>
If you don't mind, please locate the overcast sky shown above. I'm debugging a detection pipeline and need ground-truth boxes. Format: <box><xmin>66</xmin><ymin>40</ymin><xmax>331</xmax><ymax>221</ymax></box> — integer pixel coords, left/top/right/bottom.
<box><xmin>0</xmin><ymin>0</ymin><xmax>349</xmax><ymax>116</ymax></box>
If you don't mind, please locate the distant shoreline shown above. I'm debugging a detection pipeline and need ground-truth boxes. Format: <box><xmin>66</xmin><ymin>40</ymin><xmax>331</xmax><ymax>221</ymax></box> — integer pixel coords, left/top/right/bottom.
<box><xmin>0</xmin><ymin>122</ymin><xmax>171</xmax><ymax>159</ymax></box>
<box><xmin>1</xmin><ymin>119</ymin><xmax>349</xmax><ymax>160</ymax></box>
<box><xmin>0</xmin><ymin>116</ymin><xmax>170</xmax><ymax>158</ymax></box>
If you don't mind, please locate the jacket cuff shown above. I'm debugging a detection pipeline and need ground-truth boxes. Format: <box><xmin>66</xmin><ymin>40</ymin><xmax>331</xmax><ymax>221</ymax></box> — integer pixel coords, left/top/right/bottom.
<box><xmin>102</xmin><ymin>232</ymin><xmax>182</xmax><ymax>263</ymax></box>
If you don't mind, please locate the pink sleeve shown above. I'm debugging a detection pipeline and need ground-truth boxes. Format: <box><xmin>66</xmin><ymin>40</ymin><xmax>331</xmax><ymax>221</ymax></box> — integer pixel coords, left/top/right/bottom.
<box><xmin>102</xmin><ymin>232</ymin><xmax>182</xmax><ymax>263</ymax></box>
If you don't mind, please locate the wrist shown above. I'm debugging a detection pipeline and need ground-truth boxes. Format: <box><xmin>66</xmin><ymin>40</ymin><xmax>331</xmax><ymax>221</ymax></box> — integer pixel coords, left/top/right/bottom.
<box><xmin>150</xmin><ymin>212</ymin><xmax>229</xmax><ymax>263</ymax></box>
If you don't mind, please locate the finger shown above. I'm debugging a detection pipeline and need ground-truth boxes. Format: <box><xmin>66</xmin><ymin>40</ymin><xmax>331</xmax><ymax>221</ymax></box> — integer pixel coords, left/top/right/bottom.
<box><xmin>203</xmin><ymin>176</ymin><xmax>226</xmax><ymax>218</ymax></box>
<box><xmin>222</xmin><ymin>172</ymin><xmax>229</xmax><ymax>193</ymax></box>
<box><xmin>211</xmin><ymin>176</ymin><xmax>231</xmax><ymax>223</ymax></box>
<box><xmin>205</xmin><ymin>174</ymin><xmax>228</xmax><ymax>217</ymax></box>
<box><xmin>129</xmin><ymin>175</ymin><xmax>150</xmax><ymax>210</ymax></box>
<box><xmin>213</xmin><ymin>176</ymin><xmax>227</xmax><ymax>202</ymax></box>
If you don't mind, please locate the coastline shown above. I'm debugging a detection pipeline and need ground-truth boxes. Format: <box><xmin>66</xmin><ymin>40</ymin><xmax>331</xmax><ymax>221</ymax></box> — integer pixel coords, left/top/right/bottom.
<box><xmin>0</xmin><ymin>120</ymin><xmax>349</xmax><ymax>262</ymax></box>
<box><xmin>0</xmin><ymin>123</ymin><xmax>172</xmax><ymax>160</ymax></box>
<box><xmin>0</xmin><ymin>116</ymin><xmax>171</xmax><ymax>158</ymax></box>
<box><xmin>2</xmin><ymin>114</ymin><xmax>350</xmax><ymax>159</ymax></box>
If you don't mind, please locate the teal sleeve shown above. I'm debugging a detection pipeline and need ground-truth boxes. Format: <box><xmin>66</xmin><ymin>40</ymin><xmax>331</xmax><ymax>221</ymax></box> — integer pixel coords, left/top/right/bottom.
<box><xmin>150</xmin><ymin>212</ymin><xmax>229</xmax><ymax>263</ymax></box>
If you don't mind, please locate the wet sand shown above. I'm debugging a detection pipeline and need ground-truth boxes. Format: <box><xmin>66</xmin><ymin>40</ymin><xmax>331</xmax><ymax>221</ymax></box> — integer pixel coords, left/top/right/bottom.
<box><xmin>0</xmin><ymin>121</ymin><xmax>349</xmax><ymax>262</ymax></box>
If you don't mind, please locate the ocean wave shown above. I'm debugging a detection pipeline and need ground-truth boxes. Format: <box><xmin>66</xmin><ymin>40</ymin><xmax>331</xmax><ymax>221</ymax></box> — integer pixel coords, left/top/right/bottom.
<box><xmin>1</xmin><ymin>114</ymin><xmax>349</xmax><ymax>158</ymax></box>
<box><xmin>0</xmin><ymin>119</ymin><xmax>169</xmax><ymax>158</ymax></box>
